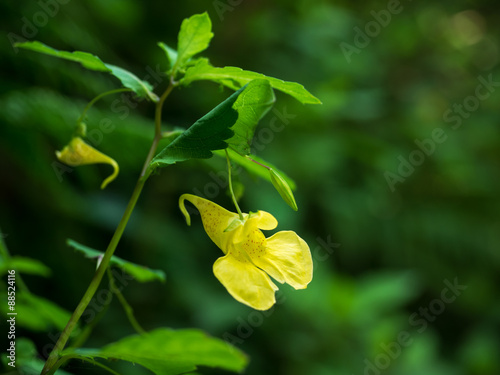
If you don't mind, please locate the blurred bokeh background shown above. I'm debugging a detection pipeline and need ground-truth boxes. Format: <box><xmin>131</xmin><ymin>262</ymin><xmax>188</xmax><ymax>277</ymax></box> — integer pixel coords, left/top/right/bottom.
<box><xmin>1</xmin><ymin>1</ymin><xmax>499</xmax><ymax>374</ymax></box>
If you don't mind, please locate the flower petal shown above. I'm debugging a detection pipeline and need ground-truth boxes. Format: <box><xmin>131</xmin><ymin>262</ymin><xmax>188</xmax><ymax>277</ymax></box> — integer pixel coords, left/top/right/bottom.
<box><xmin>250</xmin><ymin>231</ymin><xmax>313</xmax><ymax>289</ymax></box>
<box><xmin>213</xmin><ymin>252</ymin><xmax>278</xmax><ymax>311</ymax></box>
<box><xmin>56</xmin><ymin>137</ymin><xmax>119</xmax><ymax>189</ymax></box>
<box><xmin>179</xmin><ymin>194</ymin><xmax>240</xmax><ymax>253</ymax></box>
<box><xmin>247</xmin><ymin>210</ymin><xmax>278</xmax><ymax>230</ymax></box>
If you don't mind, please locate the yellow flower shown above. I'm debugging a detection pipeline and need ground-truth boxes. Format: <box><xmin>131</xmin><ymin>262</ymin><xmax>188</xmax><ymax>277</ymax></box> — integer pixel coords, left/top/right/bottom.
<box><xmin>179</xmin><ymin>194</ymin><xmax>313</xmax><ymax>310</ymax></box>
<box><xmin>56</xmin><ymin>137</ymin><xmax>119</xmax><ymax>189</ymax></box>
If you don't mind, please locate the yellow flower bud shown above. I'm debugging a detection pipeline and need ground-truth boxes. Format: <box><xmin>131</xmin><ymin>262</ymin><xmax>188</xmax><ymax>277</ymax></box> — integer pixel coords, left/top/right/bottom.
<box><xmin>56</xmin><ymin>137</ymin><xmax>119</xmax><ymax>189</ymax></box>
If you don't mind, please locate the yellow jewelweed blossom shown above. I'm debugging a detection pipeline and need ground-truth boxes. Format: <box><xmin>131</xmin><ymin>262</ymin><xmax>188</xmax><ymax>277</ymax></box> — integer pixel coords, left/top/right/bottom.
<box><xmin>179</xmin><ymin>194</ymin><xmax>313</xmax><ymax>310</ymax></box>
<box><xmin>56</xmin><ymin>137</ymin><xmax>119</xmax><ymax>189</ymax></box>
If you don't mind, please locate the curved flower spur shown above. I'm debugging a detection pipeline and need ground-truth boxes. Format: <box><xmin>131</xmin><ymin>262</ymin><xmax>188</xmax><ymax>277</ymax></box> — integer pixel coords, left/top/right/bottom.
<box><xmin>56</xmin><ymin>136</ymin><xmax>119</xmax><ymax>189</ymax></box>
<box><xmin>179</xmin><ymin>194</ymin><xmax>313</xmax><ymax>310</ymax></box>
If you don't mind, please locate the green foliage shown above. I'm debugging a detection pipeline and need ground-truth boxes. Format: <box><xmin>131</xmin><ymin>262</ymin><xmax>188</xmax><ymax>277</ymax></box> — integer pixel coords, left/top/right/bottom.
<box><xmin>5</xmin><ymin>3</ymin><xmax>498</xmax><ymax>375</ymax></box>
<box><xmin>64</xmin><ymin>328</ymin><xmax>248</xmax><ymax>374</ymax></box>
<box><xmin>149</xmin><ymin>86</ymin><xmax>242</xmax><ymax>168</ymax></box>
<box><xmin>4</xmin><ymin>10</ymin><xmax>320</xmax><ymax>374</ymax></box>
<box><xmin>150</xmin><ymin>79</ymin><xmax>276</xmax><ymax>171</ymax></box>
<box><xmin>214</xmin><ymin>149</ymin><xmax>297</xmax><ymax>190</ymax></box>
<box><xmin>15</xmin><ymin>41</ymin><xmax>158</xmax><ymax>101</ymax></box>
<box><xmin>1</xmin><ymin>338</ymin><xmax>73</xmax><ymax>375</ymax></box>
<box><xmin>105</xmin><ymin>64</ymin><xmax>157</xmax><ymax>102</ymax></box>
<box><xmin>2</xmin><ymin>291</ymin><xmax>75</xmax><ymax>332</ymax></box>
<box><xmin>181</xmin><ymin>58</ymin><xmax>322</xmax><ymax>105</ymax></box>
<box><xmin>227</xmin><ymin>79</ymin><xmax>275</xmax><ymax>155</ymax></box>
<box><xmin>0</xmin><ymin>256</ymin><xmax>51</xmax><ymax>277</ymax></box>
<box><xmin>0</xmin><ymin>235</ymin><xmax>75</xmax><ymax>335</ymax></box>
<box><xmin>172</xmin><ymin>12</ymin><xmax>213</xmax><ymax>74</ymax></box>
<box><xmin>14</xmin><ymin>40</ymin><xmax>109</xmax><ymax>70</ymax></box>
<box><xmin>158</xmin><ymin>42</ymin><xmax>178</xmax><ymax>71</ymax></box>
<box><xmin>67</xmin><ymin>239</ymin><xmax>166</xmax><ymax>283</ymax></box>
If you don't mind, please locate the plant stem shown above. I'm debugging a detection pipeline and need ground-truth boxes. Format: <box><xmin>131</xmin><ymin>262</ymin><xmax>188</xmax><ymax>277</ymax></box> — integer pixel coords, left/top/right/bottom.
<box><xmin>70</xmin><ymin>292</ymin><xmax>111</xmax><ymax>349</ymax></box>
<box><xmin>54</xmin><ymin>354</ymin><xmax>122</xmax><ymax>375</ymax></box>
<box><xmin>42</xmin><ymin>176</ymin><xmax>147</xmax><ymax>375</ymax></box>
<box><xmin>41</xmin><ymin>80</ymin><xmax>175</xmax><ymax>375</ymax></box>
<box><xmin>107</xmin><ymin>267</ymin><xmax>146</xmax><ymax>335</ymax></box>
<box><xmin>225</xmin><ymin>150</ymin><xmax>244</xmax><ymax>220</ymax></box>
<box><xmin>77</xmin><ymin>88</ymin><xmax>132</xmax><ymax>125</ymax></box>
<box><xmin>140</xmin><ymin>77</ymin><xmax>176</xmax><ymax>180</ymax></box>
<box><xmin>245</xmin><ymin>154</ymin><xmax>271</xmax><ymax>170</ymax></box>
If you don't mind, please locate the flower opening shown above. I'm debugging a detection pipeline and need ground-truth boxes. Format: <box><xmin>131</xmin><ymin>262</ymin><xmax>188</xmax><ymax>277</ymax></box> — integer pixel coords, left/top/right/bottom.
<box><xmin>179</xmin><ymin>194</ymin><xmax>313</xmax><ymax>310</ymax></box>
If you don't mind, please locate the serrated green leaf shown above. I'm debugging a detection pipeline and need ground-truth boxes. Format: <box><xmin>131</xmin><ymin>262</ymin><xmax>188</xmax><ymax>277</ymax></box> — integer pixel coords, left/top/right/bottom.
<box><xmin>15</xmin><ymin>41</ymin><xmax>157</xmax><ymax>101</ymax></box>
<box><xmin>149</xmin><ymin>85</ymin><xmax>244</xmax><ymax>169</ymax></box>
<box><xmin>0</xmin><ymin>256</ymin><xmax>51</xmax><ymax>277</ymax></box>
<box><xmin>227</xmin><ymin>79</ymin><xmax>275</xmax><ymax>155</ymax></box>
<box><xmin>150</xmin><ymin>81</ymin><xmax>273</xmax><ymax>169</ymax></box>
<box><xmin>67</xmin><ymin>239</ymin><xmax>166</xmax><ymax>283</ymax></box>
<box><xmin>158</xmin><ymin>42</ymin><xmax>178</xmax><ymax>71</ymax></box>
<box><xmin>174</xmin><ymin>13</ymin><xmax>213</xmax><ymax>73</ymax></box>
<box><xmin>214</xmin><ymin>148</ymin><xmax>296</xmax><ymax>190</ymax></box>
<box><xmin>63</xmin><ymin>328</ymin><xmax>248</xmax><ymax>375</ymax></box>
<box><xmin>181</xmin><ymin>58</ymin><xmax>321</xmax><ymax>105</ymax></box>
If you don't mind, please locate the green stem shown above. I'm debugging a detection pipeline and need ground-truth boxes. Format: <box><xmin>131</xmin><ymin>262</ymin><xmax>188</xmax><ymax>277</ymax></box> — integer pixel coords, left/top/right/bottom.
<box><xmin>107</xmin><ymin>268</ymin><xmax>146</xmax><ymax>335</ymax></box>
<box><xmin>140</xmin><ymin>77</ymin><xmax>177</xmax><ymax>180</ymax></box>
<box><xmin>54</xmin><ymin>355</ymin><xmax>121</xmax><ymax>375</ymax></box>
<box><xmin>225</xmin><ymin>150</ymin><xmax>244</xmax><ymax>220</ymax></box>
<box><xmin>70</xmin><ymin>290</ymin><xmax>111</xmax><ymax>349</ymax></box>
<box><xmin>42</xmin><ymin>178</ymin><xmax>147</xmax><ymax>375</ymax></box>
<box><xmin>229</xmin><ymin>147</ymin><xmax>272</xmax><ymax>171</ymax></box>
<box><xmin>79</xmin><ymin>358</ymin><xmax>122</xmax><ymax>375</ymax></box>
<box><xmin>41</xmin><ymin>80</ymin><xmax>175</xmax><ymax>375</ymax></box>
<box><xmin>245</xmin><ymin>154</ymin><xmax>271</xmax><ymax>170</ymax></box>
<box><xmin>76</xmin><ymin>88</ymin><xmax>132</xmax><ymax>125</ymax></box>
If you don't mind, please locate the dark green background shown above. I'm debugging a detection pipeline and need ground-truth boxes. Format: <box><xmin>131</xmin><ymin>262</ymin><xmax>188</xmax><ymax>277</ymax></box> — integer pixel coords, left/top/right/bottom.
<box><xmin>1</xmin><ymin>1</ymin><xmax>499</xmax><ymax>374</ymax></box>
